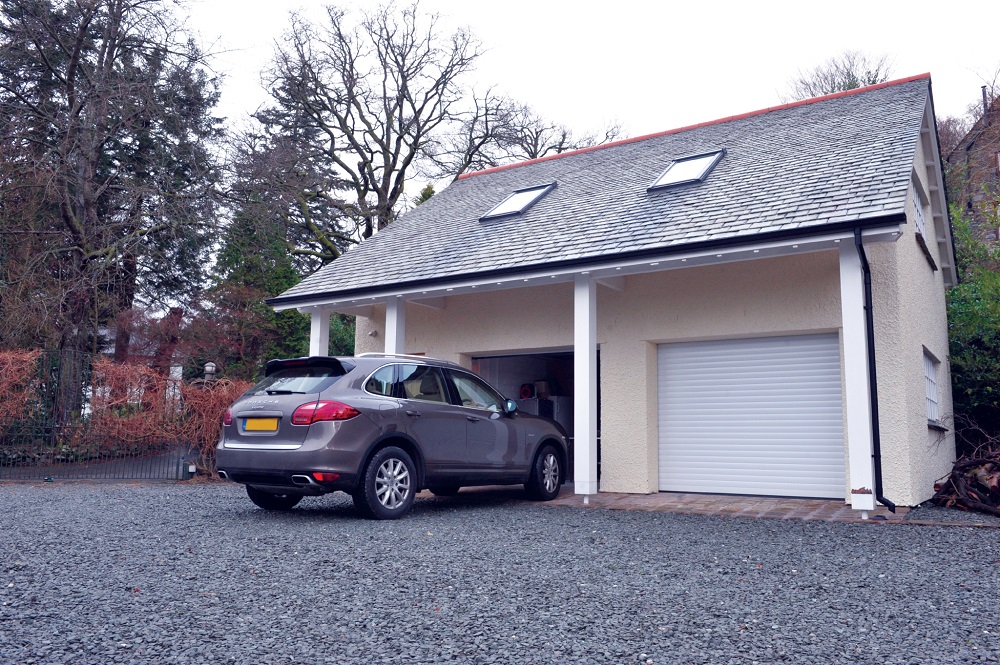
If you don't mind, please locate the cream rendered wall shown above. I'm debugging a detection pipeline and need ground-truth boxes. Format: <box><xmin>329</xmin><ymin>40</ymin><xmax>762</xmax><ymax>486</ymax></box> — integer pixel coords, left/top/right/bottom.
<box><xmin>354</xmin><ymin>284</ymin><xmax>575</xmax><ymax>363</ymax></box>
<box><xmin>597</xmin><ymin>252</ymin><xmax>843</xmax><ymax>493</ymax></box>
<box><xmin>866</xmin><ymin>135</ymin><xmax>956</xmax><ymax>506</ymax></box>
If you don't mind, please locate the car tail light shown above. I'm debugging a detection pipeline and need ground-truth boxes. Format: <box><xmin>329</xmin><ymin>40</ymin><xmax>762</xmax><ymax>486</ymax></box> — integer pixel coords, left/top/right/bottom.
<box><xmin>291</xmin><ymin>401</ymin><xmax>360</xmax><ymax>425</ymax></box>
<box><xmin>223</xmin><ymin>409</ymin><xmax>233</xmax><ymax>426</ymax></box>
<box><xmin>312</xmin><ymin>472</ymin><xmax>340</xmax><ymax>482</ymax></box>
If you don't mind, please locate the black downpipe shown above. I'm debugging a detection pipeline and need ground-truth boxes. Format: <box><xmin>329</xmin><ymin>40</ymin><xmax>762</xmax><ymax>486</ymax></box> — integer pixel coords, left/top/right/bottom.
<box><xmin>854</xmin><ymin>229</ymin><xmax>896</xmax><ymax>512</ymax></box>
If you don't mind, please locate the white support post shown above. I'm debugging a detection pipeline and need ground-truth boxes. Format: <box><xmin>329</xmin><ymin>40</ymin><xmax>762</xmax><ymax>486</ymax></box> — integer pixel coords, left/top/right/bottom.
<box><xmin>839</xmin><ymin>245</ymin><xmax>876</xmax><ymax>514</ymax></box>
<box><xmin>385</xmin><ymin>297</ymin><xmax>406</xmax><ymax>355</ymax></box>
<box><xmin>308</xmin><ymin>308</ymin><xmax>331</xmax><ymax>357</ymax></box>
<box><xmin>574</xmin><ymin>274</ymin><xmax>599</xmax><ymax>498</ymax></box>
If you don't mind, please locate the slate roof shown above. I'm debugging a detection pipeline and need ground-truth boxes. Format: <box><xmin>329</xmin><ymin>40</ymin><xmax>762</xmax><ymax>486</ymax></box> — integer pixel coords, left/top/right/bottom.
<box><xmin>271</xmin><ymin>75</ymin><xmax>931</xmax><ymax>305</ymax></box>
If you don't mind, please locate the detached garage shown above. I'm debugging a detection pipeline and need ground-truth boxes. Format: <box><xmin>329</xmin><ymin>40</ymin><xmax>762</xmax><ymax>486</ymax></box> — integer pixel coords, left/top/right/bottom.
<box><xmin>267</xmin><ymin>75</ymin><xmax>958</xmax><ymax>513</ymax></box>
<box><xmin>657</xmin><ymin>335</ymin><xmax>845</xmax><ymax>499</ymax></box>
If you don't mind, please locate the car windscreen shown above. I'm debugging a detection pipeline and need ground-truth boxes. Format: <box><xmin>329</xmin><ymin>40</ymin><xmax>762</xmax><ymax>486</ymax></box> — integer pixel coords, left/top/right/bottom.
<box><xmin>245</xmin><ymin>367</ymin><xmax>345</xmax><ymax>396</ymax></box>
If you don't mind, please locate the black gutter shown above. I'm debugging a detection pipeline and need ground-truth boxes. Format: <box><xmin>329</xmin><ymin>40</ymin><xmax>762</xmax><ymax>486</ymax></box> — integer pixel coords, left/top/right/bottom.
<box><xmin>854</xmin><ymin>228</ymin><xmax>896</xmax><ymax>512</ymax></box>
<box><xmin>268</xmin><ymin>213</ymin><xmax>907</xmax><ymax>307</ymax></box>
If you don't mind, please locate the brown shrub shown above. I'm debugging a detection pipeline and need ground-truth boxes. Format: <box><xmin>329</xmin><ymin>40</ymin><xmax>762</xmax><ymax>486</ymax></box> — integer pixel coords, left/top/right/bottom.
<box><xmin>176</xmin><ymin>379</ymin><xmax>253</xmax><ymax>472</ymax></box>
<box><xmin>87</xmin><ymin>357</ymin><xmax>175</xmax><ymax>440</ymax></box>
<box><xmin>0</xmin><ymin>349</ymin><xmax>42</xmax><ymax>420</ymax></box>
<box><xmin>81</xmin><ymin>358</ymin><xmax>252</xmax><ymax>471</ymax></box>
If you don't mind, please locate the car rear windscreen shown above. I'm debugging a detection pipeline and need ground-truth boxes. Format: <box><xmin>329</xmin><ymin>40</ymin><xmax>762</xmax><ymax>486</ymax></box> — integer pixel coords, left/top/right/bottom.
<box><xmin>246</xmin><ymin>366</ymin><xmax>346</xmax><ymax>396</ymax></box>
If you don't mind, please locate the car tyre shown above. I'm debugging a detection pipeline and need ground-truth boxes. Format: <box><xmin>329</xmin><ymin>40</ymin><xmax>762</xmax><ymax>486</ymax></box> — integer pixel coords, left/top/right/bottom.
<box><xmin>525</xmin><ymin>444</ymin><xmax>561</xmax><ymax>501</ymax></box>
<box><xmin>246</xmin><ymin>485</ymin><xmax>302</xmax><ymax>511</ymax></box>
<box><xmin>354</xmin><ymin>446</ymin><xmax>416</xmax><ymax>520</ymax></box>
<box><xmin>428</xmin><ymin>484</ymin><xmax>461</xmax><ymax>497</ymax></box>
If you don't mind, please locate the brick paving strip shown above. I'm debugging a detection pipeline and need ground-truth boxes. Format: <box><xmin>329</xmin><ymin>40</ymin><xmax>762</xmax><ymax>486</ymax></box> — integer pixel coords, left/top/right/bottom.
<box><xmin>544</xmin><ymin>487</ymin><xmax>1000</xmax><ymax>528</ymax></box>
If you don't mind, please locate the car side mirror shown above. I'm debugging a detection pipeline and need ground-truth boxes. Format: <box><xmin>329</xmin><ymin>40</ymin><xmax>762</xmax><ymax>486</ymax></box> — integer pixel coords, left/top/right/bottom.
<box><xmin>504</xmin><ymin>399</ymin><xmax>518</xmax><ymax>414</ymax></box>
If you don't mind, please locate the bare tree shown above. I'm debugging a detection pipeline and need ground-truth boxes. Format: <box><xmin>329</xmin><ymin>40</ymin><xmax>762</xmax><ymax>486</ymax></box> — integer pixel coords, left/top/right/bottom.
<box><xmin>426</xmin><ymin>90</ymin><xmax>622</xmax><ymax>179</ymax></box>
<box><xmin>938</xmin><ymin>115</ymin><xmax>973</xmax><ymax>158</ymax></box>
<box><xmin>252</xmin><ymin>2</ymin><xmax>623</xmax><ymax>265</ymax></box>
<box><xmin>784</xmin><ymin>50</ymin><xmax>894</xmax><ymax>101</ymax></box>
<box><xmin>261</xmin><ymin>2</ymin><xmax>480</xmax><ymax>245</ymax></box>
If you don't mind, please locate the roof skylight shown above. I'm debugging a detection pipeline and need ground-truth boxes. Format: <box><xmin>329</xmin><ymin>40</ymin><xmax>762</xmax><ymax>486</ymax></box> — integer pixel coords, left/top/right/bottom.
<box><xmin>480</xmin><ymin>183</ymin><xmax>556</xmax><ymax>220</ymax></box>
<box><xmin>648</xmin><ymin>150</ymin><xmax>726</xmax><ymax>190</ymax></box>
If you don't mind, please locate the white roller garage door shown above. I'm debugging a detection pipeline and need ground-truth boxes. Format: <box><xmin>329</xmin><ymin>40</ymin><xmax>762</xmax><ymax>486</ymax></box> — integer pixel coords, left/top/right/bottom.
<box><xmin>657</xmin><ymin>334</ymin><xmax>845</xmax><ymax>499</ymax></box>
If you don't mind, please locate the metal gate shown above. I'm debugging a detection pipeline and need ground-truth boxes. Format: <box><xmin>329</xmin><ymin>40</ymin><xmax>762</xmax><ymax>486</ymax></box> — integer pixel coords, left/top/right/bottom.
<box><xmin>0</xmin><ymin>426</ymin><xmax>190</xmax><ymax>480</ymax></box>
<box><xmin>0</xmin><ymin>350</ymin><xmax>193</xmax><ymax>481</ymax></box>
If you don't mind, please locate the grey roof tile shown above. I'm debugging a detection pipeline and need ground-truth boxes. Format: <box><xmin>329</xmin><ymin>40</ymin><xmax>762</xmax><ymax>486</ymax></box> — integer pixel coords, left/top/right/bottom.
<box><xmin>273</xmin><ymin>77</ymin><xmax>929</xmax><ymax>303</ymax></box>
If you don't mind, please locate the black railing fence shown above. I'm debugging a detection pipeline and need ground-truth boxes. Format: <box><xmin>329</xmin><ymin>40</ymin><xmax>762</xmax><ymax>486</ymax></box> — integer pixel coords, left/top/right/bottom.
<box><xmin>0</xmin><ymin>350</ymin><xmax>192</xmax><ymax>480</ymax></box>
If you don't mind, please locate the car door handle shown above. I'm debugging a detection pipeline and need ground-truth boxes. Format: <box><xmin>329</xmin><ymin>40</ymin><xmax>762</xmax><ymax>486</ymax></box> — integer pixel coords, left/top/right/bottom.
<box><xmin>405</xmin><ymin>410</ymin><xmax>421</xmax><ymax>417</ymax></box>
<box><xmin>466</xmin><ymin>415</ymin><xmax>481</xmax><ymax>422</ymax></box>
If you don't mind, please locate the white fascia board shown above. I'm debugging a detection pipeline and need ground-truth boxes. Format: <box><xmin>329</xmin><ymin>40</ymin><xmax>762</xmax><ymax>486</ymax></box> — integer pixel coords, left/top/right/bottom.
<box><xmin>272</xmin><ymin>226</ymin><xmax>903</xmax><ymax>312</ymax></box>
<box><xmin>919</xmin><ymin>99</ymin><xmax>958</xmax><ymax>286</ymax></box>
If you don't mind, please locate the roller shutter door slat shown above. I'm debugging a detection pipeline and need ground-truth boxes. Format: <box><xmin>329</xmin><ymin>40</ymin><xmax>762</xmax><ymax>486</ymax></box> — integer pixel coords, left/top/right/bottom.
<box><xmin>658</xmin><ymin>334</ymin><xmax>845</xmax><ymax>499</ymax></box>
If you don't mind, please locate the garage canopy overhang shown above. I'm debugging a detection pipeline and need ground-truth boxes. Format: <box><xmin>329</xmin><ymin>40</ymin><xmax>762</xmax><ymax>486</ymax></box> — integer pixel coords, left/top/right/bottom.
<box><xmin>271</xmin><ymin>222</ymin><xmax>904</xmax><ymax>316</ymax></box>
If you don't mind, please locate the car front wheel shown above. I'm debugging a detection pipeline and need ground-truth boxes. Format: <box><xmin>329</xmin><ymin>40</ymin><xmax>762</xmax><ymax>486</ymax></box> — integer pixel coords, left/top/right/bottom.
<box><xmin>246</xmin><ymin>485</ymin><xmax>302</xmax><ymax>511</ymax></box>
<box><xmin>525</xmin><ymin>444</ymin><xmax>561</xmax><ymax>501</ymax></box>
<box><xmin>353</xmin><ymin>446</ymin><xmax>416</xmax><ymax>520</ymax></box>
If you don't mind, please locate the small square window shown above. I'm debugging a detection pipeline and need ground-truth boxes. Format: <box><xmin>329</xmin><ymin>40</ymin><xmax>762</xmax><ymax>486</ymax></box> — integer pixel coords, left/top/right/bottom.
<box><xmin>480</xmin><ymin>183</ymin><xmax>556</xmax><ymax>221</ymax></box>
<box><xmin>924</xmin><ymin>351</ymin><xmax>940</xmax><ymax>425</ymax></box>
<box><xmin>648</xmin><ymin>149</ymin><xmax>725</xmax><ymax>191</ymax></box>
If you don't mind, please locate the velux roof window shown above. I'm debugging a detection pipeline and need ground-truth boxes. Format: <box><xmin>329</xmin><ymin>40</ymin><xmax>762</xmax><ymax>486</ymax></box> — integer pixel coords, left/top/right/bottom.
<box><xmin>480</xmin><ymin>183</ymin><xmax>556</xmax><ymax>221</ymax></box>
<box><xmin>648</xmin><ymin>149</ymin><xmax>726</xmax><ymax>191</ymax></box>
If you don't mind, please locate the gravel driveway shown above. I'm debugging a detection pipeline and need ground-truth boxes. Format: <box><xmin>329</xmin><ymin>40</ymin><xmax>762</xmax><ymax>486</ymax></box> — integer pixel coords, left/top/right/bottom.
<box><xmin>1</xmin><ymin>482</ymin><xmax>998</xmax><ymax>665</ymax></box>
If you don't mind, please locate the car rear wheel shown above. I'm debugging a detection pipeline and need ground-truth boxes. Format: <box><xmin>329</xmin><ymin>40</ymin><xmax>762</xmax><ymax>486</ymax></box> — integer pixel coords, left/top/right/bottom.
<box><xmin>353</xmin><ymin>446</ymin><xmax>416</xmax><ymax>520</ymax></box>
<box><xmin>246</xmin><ymin>485</ymin><xmax>302</xmax><ymax>511</ymax></box>
<box><xmin>525</xmin><ymin>445</ymin><xmax>561</xmax><ymax>501</ymax></box>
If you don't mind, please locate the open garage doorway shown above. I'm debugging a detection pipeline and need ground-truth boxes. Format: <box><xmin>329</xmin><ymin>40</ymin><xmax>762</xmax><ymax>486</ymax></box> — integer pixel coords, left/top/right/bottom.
<box><xmin>471</xmin><ymin>351</ymin><xmax>601</xmax><ymax>479</ymax></box>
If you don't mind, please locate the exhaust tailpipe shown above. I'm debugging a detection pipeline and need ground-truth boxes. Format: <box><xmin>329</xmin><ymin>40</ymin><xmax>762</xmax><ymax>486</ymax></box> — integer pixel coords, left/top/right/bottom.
<box><xmin>217</xmin><ymin>470</ymin><xmax>229</xmax><ymax>480</ymax></box>
<box><xmin>291</xmin><ymin>474</ymin><xmax>318</xmax><ymax>486</ymax></box>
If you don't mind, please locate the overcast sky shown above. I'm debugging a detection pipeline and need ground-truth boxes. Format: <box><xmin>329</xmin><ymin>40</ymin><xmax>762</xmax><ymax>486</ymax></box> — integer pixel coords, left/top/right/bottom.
<box><xmin>187</xmin><ymin>0</ymin><xmax>1000</xmax><ymax>143</ymax></box>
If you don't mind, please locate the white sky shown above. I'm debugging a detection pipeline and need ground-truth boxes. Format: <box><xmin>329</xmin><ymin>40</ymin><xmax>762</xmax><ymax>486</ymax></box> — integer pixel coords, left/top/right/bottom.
<box><xmin>187</xmin><ymin>0</ymin><xmax>1000</xmax><ymax>144</ymax></box>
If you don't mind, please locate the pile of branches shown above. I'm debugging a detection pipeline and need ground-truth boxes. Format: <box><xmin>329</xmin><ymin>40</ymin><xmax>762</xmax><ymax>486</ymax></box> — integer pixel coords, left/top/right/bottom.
<box><xmin>932</xmin><ymin>453</ymin><xmax>1000</xmax><ymax>517</ymax></box>
<box><xmin>932</xmin><ymin>416</ymin><xmax>1000</xmax><ymax>516</ymax></box>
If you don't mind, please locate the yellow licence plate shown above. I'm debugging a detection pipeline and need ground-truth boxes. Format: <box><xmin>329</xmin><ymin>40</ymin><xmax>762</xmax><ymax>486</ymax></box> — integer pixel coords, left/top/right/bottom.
<box><xmin>243</xmin><ymin>418</ymin><xmax>278</xmax><ymax>432</ymax></box>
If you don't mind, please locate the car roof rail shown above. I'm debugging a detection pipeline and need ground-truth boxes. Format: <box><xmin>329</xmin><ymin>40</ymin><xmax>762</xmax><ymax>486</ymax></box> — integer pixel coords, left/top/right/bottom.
<box><xmin>356</xmin><ymin>352</ymin><xmax>462</xmax><ymax>368</ymax></box>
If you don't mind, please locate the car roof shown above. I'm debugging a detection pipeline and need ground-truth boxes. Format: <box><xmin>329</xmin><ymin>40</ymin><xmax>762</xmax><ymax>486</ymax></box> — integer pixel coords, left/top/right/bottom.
<box><xmin>270</xmin><ymin>353</ymin><xmax>464</xmax><ymax>371</ymax></box>
<box><xmin>353</xmin><ymin>353</ymin><xmax>463</xmax><ymax>369</ymax></box>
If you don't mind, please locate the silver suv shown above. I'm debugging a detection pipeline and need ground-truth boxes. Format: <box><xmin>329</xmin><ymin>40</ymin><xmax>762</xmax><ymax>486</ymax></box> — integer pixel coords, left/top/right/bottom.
<box><xmin>216</xmin><ymin>354</ymin><xmax>569</xmax><ymax>519</ymax></box>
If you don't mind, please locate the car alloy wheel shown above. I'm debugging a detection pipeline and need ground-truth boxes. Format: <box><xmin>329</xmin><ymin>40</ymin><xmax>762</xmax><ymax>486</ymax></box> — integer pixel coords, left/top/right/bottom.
<box><xmin>375</xmin><ymin>457</ymin><xmax>411</xmax><ymax>509</ymax></box>
<box><xmin>541</xmin><ymin>450</ymin><xmax>559</xmax><ymax>494</ymax></box>
<box><xmin>526</xmin><ymin>444</ymin><xmax>561</xmax><ymax>501</ymax></box>
<box><xmin>354</xmin><ymin>446</ymin><xmax>417</xmax><ymax>519</ymax></box>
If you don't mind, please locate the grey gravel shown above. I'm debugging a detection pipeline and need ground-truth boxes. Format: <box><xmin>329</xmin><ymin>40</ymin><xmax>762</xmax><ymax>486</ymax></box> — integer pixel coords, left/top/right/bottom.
<box><xmin>1</xmin><ymin>483</ymin><xmax>998</xmax><ymax>665</ymax></box>
<box><xmin>906</xmin><ymin>502</ymin><xmax>1000</xmax><ymax>527</ymax></box>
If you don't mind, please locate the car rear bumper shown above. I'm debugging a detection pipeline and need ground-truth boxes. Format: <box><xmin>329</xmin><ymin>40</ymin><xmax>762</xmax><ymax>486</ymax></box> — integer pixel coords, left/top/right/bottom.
<box><xmin>217</xmin><ymin>466</ymin><xmax>359</xmax><ymax>495</ymax></box>
<box><xmin>216</xmin><ymin>417</ymin><xmax>376</xmax><ymax>494</ymax></box>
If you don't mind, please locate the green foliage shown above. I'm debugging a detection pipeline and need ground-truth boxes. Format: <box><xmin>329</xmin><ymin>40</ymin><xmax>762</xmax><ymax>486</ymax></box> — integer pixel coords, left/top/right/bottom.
<box><xmin>329</xmin><ymin>314</ymin><xmax>356</xmax><ymax>357</ymax></box>
<box><xmin>947</xmin><ymin>210</ymin><xmax>1000</xmax><ymax>448</ymax></box>
<box><xmin>413</xmin><ymin>184</ymin><xmax>435</xmax><ymax>206</ymax></box>
<box><xmin>949</xmin><ymin>271</ymin><xmax>1000</xmax><ymax>410</ymax></box>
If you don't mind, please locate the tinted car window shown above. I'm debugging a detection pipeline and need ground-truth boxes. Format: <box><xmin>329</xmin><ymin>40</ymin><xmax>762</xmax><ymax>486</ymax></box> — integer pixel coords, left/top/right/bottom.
<box><xmin>399</xmin><ymin>364</ymin><xmax>448</xmax><ymax>404</ymax></box>
<box><xmin>365</xmin><ymin>365</ymin><xmax>396</xmax><ymax>397</ymax></box>
<box><xmin>246</xmin><ymin>367</ymin><xmax>343</xmax><ymax>396</ymax></box>
<box><xmin>449</xmin><ymin>371</ymin><xmax>504</xmax><ymax>411</ymax></box>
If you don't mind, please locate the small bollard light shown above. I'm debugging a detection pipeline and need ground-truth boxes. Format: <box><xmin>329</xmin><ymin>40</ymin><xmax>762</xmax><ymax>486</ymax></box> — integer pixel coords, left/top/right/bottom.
<box><xmin>204</xmin><ymin>361</ymin><xmax>217</xmax><ymax>381</ymax></box>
